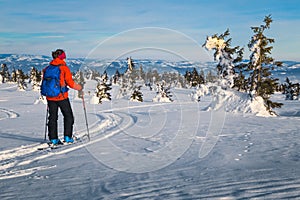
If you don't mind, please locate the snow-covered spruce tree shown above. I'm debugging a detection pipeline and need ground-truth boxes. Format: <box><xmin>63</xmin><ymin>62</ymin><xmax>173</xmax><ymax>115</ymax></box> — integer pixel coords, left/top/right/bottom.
<box><xmin>191</xmin><ymin>84</ymin><xmax>209</xmax><ymax>102</ymax></box>
<box><xmin>131</xmin><ymin>66</ymin><xmax>145</xmax><ymax>101</ymax></box>
<box><xmin>234</xmin><ymin>70</ymin><xmax>248</xmax><ymax>92</ymax></box>
<box><xmin>153</xmin><ymin>70</ymin><xmax>160</xmax><ymax>84</ymax></box>
<box><xmin>91</xmin><ymin>70</ymin><xmax>101</xmax><ymax>81</ymax></box>
<box><xmin>153</xmin><ymin>81</ymin><xmax>173</xmax><ymax>102</ymax></box>
<box><xmin>283</xmin><ymin>77</ymin><xmax>299</xmax><ymax>100</ymax></box>
<box><xmin>191</xmin><ymin>68</ymin><xmax>204</xmax><ymax>87</ymax></box>
<box><xmin>130</xmin><ymin>85</ymin><xmax>143</xmax><ymax>102</ymax></box>
<box><xmin>293</xmin><ymin>83</ymin><xmax>299</xmax><ymax>100</ymax></box>
<box><xmin>29</xmin><ymin>67</ymin><xmax>41</xmax><ymax>91</ymax></box>
<box><xmin>118</xmin><ymin>63</ymin><xmax>144</xmax><ymax>99</ymax></box>
<box><xmin>204</xmin><ymin>29</ymin><xmax>244</xmax><ymax>89</ymax></box>
<box><xmin>16</xmin><ymin>69</ymin><xmax>27</xmax><ymax>91</ymax></box>
<box><xmin>0</xmin><ymin>64</ymin><xmax>10</xmax><ymax>83</ymax></box>
<box><xmin>247</xmin><ymin>15</ymin><xmax>283</xmax><ymax>114</ymax></box>
<box><xmin>184</xmin><ymin>70</ymin><xmax>192</xmax><ymax>87</ymax></box>
<box><xmin>93</xmin><ymin>72</ymin><xmax>111</xmax><ymax>104</ymax></box>
<box><xmin>176</xmin><ymin>73</ymin><xmax>185</xmax><ymax>88</ymax></box>
<box><xmin>118</xmin><ymin>68</ymin><xmax>135</xmax><ymax>98</ymax></box>
<box><xmin>112</xmin><ymin>69</ymin><xmax>121</xmax><ymax>84</ymax></box>
<box><xmin>74</xmin><ymin>70</ymin><xmax>85</xmax><ymax>85</ymax></box>
<box><xmin>184</xmin><ymin>68</ymin><xmax>205</xmax><ymax>87</ymax></box>
<box><xmin>118</xmin><ymin>73</ymin><xmax>130</xmax><ymax>98</ymax></box>
<box><xmin>146</xmin><ymin>69</ymin><xmax>160</xmax><ymax>85</ymax></box>
<box><xmin>169</xmin><ymin>72</ymin><xmax>183</xmax><ymax>88</ymax></box>
<box><xmin>11</xmin><ymin>69</ymin><xmax>17</xmax><ymax>82</ymax></box>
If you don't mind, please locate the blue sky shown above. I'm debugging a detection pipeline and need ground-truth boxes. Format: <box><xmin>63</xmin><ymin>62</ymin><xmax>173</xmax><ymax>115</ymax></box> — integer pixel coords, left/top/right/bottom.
<box><xmin>1</xmin><ymin>0</ymin><xmax>299</xmax><ymax>61</ymax></box>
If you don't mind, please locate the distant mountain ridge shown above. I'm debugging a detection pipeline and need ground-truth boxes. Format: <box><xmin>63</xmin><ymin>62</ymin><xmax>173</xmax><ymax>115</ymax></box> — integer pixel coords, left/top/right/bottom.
<box><xmin>0</xmin><ymin>54</ymin><xmax>214</xmax><ymax>76</ymax></box>
<box><xmin>0</xmin><ymin>54</ymin><xmax>83</xmax><ymax>73</ymax></box>
<box><xmin>0</xmin><ymin>54</ymin><xmax>300</xmax><ymax>82</ymax></box>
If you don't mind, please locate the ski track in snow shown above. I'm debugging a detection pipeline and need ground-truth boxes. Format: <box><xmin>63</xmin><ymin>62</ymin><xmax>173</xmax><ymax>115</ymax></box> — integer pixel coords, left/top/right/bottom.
<box><xmin>1</xmin><ymin>83</ymin><xmax>300</xmax><ymax>199</ymax></box>
<box><xmin>0</xmin><ymin>100</ymin><xmax>182</xmax><ymax>178</ymax></box>
<box><xmin>0</xmin><ymin>112</ymin><xmax>119</xmax><ymax>180</ymax></box>
<box><xmin>0</xmin><ymin>102</ymin><xmax>168</xmax><ymax>180</ymax></box>
<box><xmin>0</xmin><ymin>108</ymin><xmax>19</xmax><ymax>121</ymax></box>
<box><xmin>2</xmin><ymin>109</ymin><xmax>299</xmax><ymax>199</ymax></box>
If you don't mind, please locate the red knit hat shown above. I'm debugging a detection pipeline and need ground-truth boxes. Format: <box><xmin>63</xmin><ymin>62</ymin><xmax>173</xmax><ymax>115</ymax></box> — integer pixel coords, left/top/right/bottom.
<box><xmin>58</xmin><ymin>52</ymin><xmax>66</xmax><ymax>60</ymax></box>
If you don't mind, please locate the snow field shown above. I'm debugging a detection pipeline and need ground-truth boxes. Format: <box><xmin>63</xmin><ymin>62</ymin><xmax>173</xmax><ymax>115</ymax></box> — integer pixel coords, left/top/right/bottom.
<box><xmin>0</xmin><ymin>81</ymin><xmax>300</xmax><ymax>199</ymax></box>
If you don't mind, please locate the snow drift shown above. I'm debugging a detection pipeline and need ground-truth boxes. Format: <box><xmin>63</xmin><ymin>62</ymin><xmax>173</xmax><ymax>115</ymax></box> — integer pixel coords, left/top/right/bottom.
<box><xmin>204</xmin><ymin>85</ymin><xmax>273</xmax><ymax>117</ymax></box>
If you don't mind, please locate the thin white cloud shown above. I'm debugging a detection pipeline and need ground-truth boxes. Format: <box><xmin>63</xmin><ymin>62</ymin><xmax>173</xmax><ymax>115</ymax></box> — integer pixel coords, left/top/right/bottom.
<box><xmin>37</xmin><ymin>35</ymin><xmax>65</xmax><ymax>39</ymax></box>
<box><xmin>1</xmin><ymin>0</ymin><xmax>299</xmax><ymax>61</ymax></box>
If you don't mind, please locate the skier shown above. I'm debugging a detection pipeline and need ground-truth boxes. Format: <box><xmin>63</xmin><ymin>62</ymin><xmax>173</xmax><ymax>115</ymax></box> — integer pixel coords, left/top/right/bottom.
<box><xmin>43</xmin><ymin>49</ymin><xmax>83</xmax><ymax>145</ymax></box>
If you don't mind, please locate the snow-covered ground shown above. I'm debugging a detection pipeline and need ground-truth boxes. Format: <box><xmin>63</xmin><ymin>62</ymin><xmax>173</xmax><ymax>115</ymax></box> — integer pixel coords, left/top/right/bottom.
<box><xmin>0</xmin><ymin>80</ymin><xmax>300</xmax><ymax>200</ymax></box>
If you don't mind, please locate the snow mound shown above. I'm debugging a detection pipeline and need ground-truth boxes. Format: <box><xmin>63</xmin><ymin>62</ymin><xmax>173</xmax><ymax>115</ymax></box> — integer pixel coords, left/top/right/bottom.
<box><xmin>206</xmin><ymin>86</ymin><xmax>272</xmax><ymax>117</ymax></box>
<box><xmin>152</xmin><ymin>94</ymin><xmax>172</xmax><ymax>103</ymax></box>
<box><xmin>190</xmin><ymin>84</ymin><xmax>209</xmax><ymax>102</ymax></box>
<box><xmin>90</xmin><ymin>95</ymin><xmax>110</xmax><ymax>104</ymax></box>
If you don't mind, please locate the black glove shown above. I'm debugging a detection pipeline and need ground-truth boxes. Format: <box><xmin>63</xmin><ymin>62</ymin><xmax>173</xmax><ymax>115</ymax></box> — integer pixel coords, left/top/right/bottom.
<box><xmin>78</xmin><ymin>90</ymin><xmax>84</xmax><ymax>98</ymax></box>
<box><xmin>79</xmin><ymin>82</ymin><xmax>85</xmax><ymax>90</ymax></box>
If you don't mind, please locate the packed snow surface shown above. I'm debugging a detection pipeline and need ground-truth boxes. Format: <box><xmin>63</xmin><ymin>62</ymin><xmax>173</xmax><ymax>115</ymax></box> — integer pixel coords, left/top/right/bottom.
<box><xmin>0</xmin><ymin>79</ymin><xmax>300</xmax><ymax>199</ymax></box>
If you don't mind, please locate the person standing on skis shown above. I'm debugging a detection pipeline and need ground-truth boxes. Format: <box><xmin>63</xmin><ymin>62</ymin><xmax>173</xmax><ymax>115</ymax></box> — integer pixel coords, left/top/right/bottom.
<box><xmin>43</xmin><ymin>49</ymin><xmax>82</xmax><ymax>145</ymax></box>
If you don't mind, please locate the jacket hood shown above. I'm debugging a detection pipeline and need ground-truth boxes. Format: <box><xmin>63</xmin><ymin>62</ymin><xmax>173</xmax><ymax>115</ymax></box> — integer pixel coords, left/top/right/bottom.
<box><xmin>50</xmin><ymin>58</ymin><xmax>66</xmax><ymax>66</ymax></box>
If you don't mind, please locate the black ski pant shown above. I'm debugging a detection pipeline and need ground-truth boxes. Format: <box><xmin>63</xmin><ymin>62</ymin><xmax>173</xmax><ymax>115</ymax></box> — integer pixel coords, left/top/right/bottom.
<box><xmin>47</xmin><ymin>98</ymin><xmax>74</xmax><ymax>140</ymax></box>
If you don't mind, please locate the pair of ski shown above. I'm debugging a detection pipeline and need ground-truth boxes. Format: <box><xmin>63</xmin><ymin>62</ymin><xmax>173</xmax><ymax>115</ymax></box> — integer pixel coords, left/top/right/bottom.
<box><xmin>38</xmin><ymin>135</ymin><xmax>87</xmax><ymax>151</ymax></box>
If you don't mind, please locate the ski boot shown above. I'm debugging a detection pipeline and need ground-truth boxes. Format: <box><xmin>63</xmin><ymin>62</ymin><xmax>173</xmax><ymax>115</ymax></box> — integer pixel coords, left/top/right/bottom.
<box><xmin>64</xmin><ymin>136</ymin><xmax>74</xmax><ymax>144</ymax></box>
<box><xmin>50</xmin><ymin>139</ymin><xmax>63</xmax><ymax>146</ymax></box>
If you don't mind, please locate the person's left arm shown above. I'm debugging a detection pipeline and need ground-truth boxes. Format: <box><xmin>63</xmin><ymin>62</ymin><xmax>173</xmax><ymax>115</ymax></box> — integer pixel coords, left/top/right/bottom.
<box><xmin>62</xmin><ymin>66</ymin><xmax>82</xmax><ymax>91</ymax></box>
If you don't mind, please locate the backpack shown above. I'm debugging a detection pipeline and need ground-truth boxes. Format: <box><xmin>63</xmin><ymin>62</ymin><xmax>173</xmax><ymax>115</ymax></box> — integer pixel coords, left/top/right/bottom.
<box><xmin>41</xmin><ymin>65</ymin><xmax>69</xmax><ymax>97</ymax></box>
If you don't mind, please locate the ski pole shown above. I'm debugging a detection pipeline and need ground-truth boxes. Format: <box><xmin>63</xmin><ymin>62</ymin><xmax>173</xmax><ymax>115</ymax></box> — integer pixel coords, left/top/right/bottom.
<box><xmin>44</xmin><ymin>105</ymin><xmax>49</xmax><ymax>141</ymax></box>
<box><xmin>81</xmin><ymin>94</ymin><xmax>90</xmax><ymax>141</ymax></box>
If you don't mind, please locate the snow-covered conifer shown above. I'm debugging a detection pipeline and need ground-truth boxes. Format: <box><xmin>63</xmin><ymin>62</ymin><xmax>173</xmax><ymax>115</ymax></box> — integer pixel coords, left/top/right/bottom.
<box><xmin>233</xmin><ymin>71</ymin><xmax>247</xmax><ymax>92</ymax></box>
<box><xmin>112</xmin><ymin>69</ymin><xmax>121</xmax><ymax>84</ymax></box>
<box><xmin>16</xmin><ymin>69</ymin><xmax>27</xmax><ymax>91</ymax></box>
<box><xmin>184</xmin><ymin>70</ymin><xmax>192</xmax><ymax>87</ymax></box>
<box><xmin>117</xmin><ymin>65</ymin><xmax>141</xmax><ymax>99</ymax></box>
<box><xmin>91</xmin><ymin>70</ymin><xmax>101</xmax><ymax>81</ymax></box>
<box><xmin>92</xmin><ymin>73</ymin><xmax>112</xmax><ymax>104</ymax></box>
<box><xmin>176</xmin><ymin>73</ymin><xmax>185</xmax><ymax>88</ymax></box>
<box><xmin>204</xmin><ymin>29</ymin><xmax>244</xmax><ymax>89</ymax></box>
<box><xmin>0</xmin><ymin>64</ymin><xmax>10</xmax><ymax>83</ymax></box>
<box><xmin>74</xmin><ymin>70</ymin><xmax>85</xmax><ymax>85</ymax></box>
<box><xmin>247</xmin><ymin>15</ymin><xmax>283</xmax><ymax>114</ymax></box>
<box><xmin>130</xmin><ymin>85</ymin><xmax>143</xmax><ymax>102</ymax></box>
<box><xmin>11</xmin><ymin>69</ymin><xmax>17</xmax><ymax>82</ymax></box>
<box><xmin>145</xmin><ymin>82</ymin><xmax>153</xmax><ymax>91</ymax></box>
<box><xmin>153</xmin><ymin>81</ymin><xmax>173</xmax><ymax>102</ymax></box>
<box><xmin>283</xmin><ymin>77</ymin><xmax>299</xmax><ymax>100</ymax></box>
<box><xmin>29</xmin><ymin>67</ymin><xmax>41</xmax><ymax>91</ymax></box>
<box><xmin>191</xmin><ymin>84</ymin><xmax>209</xmax><ymax>102</ymax></box>
<box><xmin>118</xmin><ymin>74</ymin><xmax>130</xmax><ymax>98</ymax></box>
<box><xmin>191</xmin><ymin>68</ymin><xmax>204</xmax><ymax>87</ymax></box>
<box><xmin>184</xmin><ymin>68</ymin><xmax>204</xmax><ymax>87</ymax></box>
